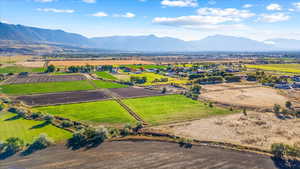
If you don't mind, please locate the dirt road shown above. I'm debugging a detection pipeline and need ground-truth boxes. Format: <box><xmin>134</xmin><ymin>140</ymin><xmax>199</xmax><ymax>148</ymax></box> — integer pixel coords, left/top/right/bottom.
<box><xmin>0</xmin><ymin>141</ymin><xmax>281</xmax><ymax>169</ymax></box>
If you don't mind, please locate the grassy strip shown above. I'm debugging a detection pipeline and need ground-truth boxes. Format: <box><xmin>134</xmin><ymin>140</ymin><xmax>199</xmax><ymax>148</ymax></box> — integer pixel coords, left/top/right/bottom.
<box><xmin>92</xmin><ymin>80</ymin><xmax>127</xmax><ymax>89</ymax></box>
<box><xmin>95</xmin><ymin>72</ymin><xmax>117</xmax><ymax>80</ymax></box>
<box><xmin>0</xmin><ymin>112</ymin><xmax>72</xmax><ymax>144</ymax></box>
<box><xmin>0</xmin><ymin>66</ymin><xmax>44</xmax><ymax>74</ymax></box>
<box><xmin>0</xmin><ymin>80</ymin><xmax>95</xmax><ymax>95</ymax></box>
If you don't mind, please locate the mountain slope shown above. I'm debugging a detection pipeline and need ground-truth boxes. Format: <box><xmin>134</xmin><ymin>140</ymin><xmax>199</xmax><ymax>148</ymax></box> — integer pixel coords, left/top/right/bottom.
<box><xmin>190</xmin><ymin>35</ymin><xmax>275</xmax><ymax>51</ymax></box>
<box><xmin>266</xmin><ymin>39</ymin><xmax>300</xmax><ymax>50</ymax></box>
<box><xmin>91</xmin><ymin>35</ymin><xmax>190</xmax><ymax>51</ymax></box>
<box><xmin>0</xmin><ymin>22</ymin><xmax>91</xmax><ymax>47</ymax></box>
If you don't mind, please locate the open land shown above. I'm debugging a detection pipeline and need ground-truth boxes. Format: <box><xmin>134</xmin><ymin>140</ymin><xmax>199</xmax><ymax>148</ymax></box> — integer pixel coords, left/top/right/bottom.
<box><xmin>34</xmin><ymin>100</ymin><xmax>136</xmax><ymax>126</ymax></box>
<box><xmin>124</xmin><ymin>95</ymin><xmax>234</xmax><ymax>125</ymax></box>
<box><xmin>246</xmin><ymin>64</ymin><xmax>300</xmax><ymax>74</ymax></box>
<box><xmin>0</xmin><ymin>141</ymin><xmax>279</xmax><ymax>169</ymax></box>
<box><xmin>201</xmin><ymin>83</ymin><xmax>289</xmax><ymax>109</ymax></box>
<box><xmin>131</xmin><ymin>72</ymin><xmax>188</xmax><ymax>85</ymax></box>
<box><xmin>0</xmin><ymin>66</ymin><xmax>44</xmax><ymax>74</ymax></box>
<box><xmin>4</xmin><ymin>74</ymin><xmax>87</xmax><ymax>84</ymax></box>
<box><xmin>109</xmin><ymin>87</ymin><xmax>165</xmax><ymax>98</ymax></box>
<box><xmin>0</xmin><ymin>80</ymin><xmax>95</xmax><ymax>95</ymax></box>
<box><xmin>16</xmin><ymin>90</ymin><xmax>111</xmax><ymax>106</ymax></box>
<box><xmin>155</xmin><ymin>112</ymin><xmax>300</xmax><ymax>149</ymax></box>
<box><xmin>95</xmin><ymin>71</ymin><xmax>117</xmax><ymax>80</ymax></box>
<box><xmin>0</xmin><ymin>111</ymin><xmax>72</xmax><ymax>144</ymax></box>
<box><xmin>92</xmin><ymin>80</ymin><xmax>127</xmax><ymax>89</ymax></box>
<box><xmin>49</xmin><ymin>60</ymin><xmax>154</xmax><ymax>67</ymax></box>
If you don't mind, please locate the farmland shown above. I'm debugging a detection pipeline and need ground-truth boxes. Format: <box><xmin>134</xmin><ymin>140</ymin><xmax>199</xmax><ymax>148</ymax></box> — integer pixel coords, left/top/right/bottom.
<box><xmin>16</xmin><ymin>90</ymin><xmax>111</xmax><ymax>106</ymax></box>
<box><xmin>95</xmin><ymin>71</ymin><xmax>117</xmax><ymax>80</ymax></box>
<box><xmin>4</xmin><ymin>74</ymin><xmax>87</xmax><ymax>84</ymax></box>
<box><xmin>0</xmin><ymin>80</ymin><xmax>95</xmax><ymax>95</ymax></box>
<box><xmin>34</xmin><ymin>100</ymin><xmax>136</xmax><ymax>125</ymax></box>
<box><xmin>124</xmin><ymin>95</ymin><xmax>234</xmax><ymax>125</ymax></box>
<box><xmin>246</xmin><ymin>64</ymin><xmax>300</xmax><ymax>74</ymax></box>
<box><xmin>92</xmin><ymin>80</ymin><xmax>127</xmax><ymax>89</ymax></box>
<box><xmin>49</xmin><ymin>60</ymin><xmax>154</xmax><ymax>67</ymax></box>
<box><xmin>124</xmin><ymin>64</ymin><xmax>167</xmax><ymax>69</ymax></box>
<box><xmin>0</xmin><ymin>111</ymin><xmax>72</xmax><ymax>144</ymax></box>
<box><xmin>131</xmin><ymin>73</ymin><xmax>188</xmax><ymax>85</ymax></box>
<box><xmin>110</xmin><ymin>87</ymin><xmax>165</xmax><ymax>98</ymax></box>
<box><xmin>0</xmin><ymin>66</ymin><xmax>44</xmax><ymax>74</ymax></box>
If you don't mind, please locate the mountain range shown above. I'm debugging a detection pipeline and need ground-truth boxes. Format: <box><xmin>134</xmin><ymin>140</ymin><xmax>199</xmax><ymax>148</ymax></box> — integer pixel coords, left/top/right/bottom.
<box><xmin>1</xmin><ymin>22</ymin><xmax>300</xmax><ymax>52</ymax></box>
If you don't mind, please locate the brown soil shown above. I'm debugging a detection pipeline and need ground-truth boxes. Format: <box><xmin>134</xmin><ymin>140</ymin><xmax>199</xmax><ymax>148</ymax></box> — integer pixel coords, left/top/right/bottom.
<box><xmin>17</xmin><ymin>61</ymin><xmax>45</xmax><ymax>68</ymax></box>
<box><xmin>154</xmin><ymin>112</ymin><xmax>300</xmax><ymax>149</ymax></box>
<box><xmin>201</xmin><ymin>83</ymin><xmax>289</xmax><ymax>109</ymax></box>
<box><xmin>0</xmin><ymin>141</ymin><xmax>279</xmax><ymax>169</ymax></box>
<box><xmin>49</xmin><ymin>60</ymin><xmax>154</xmax><ymax>67</ymax></box>
<box><xmin>16</xmin><ymin>90</ymin><xmax>112</xmax><ymax>106</ymax></box>
<box><xmin>109</xmin><ymin>87</ymin><xmax>165</xmax><ymax>98</ymax></box>
<box><xmin>4</xmin><ymin>74</ymin><xmax>87</xmax><ymax>84</ymax></box>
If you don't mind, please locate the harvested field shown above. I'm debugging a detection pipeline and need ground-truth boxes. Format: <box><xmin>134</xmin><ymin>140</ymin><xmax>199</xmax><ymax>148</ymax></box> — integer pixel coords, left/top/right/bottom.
<box><xmin>201</xmin><ymin>83</ymin><xmax>289</xmax><ymax>109</ymax></box>
<box><xmin>155</xmin><ymin>112</ymin><xmax>300</xmax><ymax>149</ymax></box>
<box><xmin>109</xmin><ymin>87</ymin><xmax>164</xmax><ymax>98</ymax></box>
<box><xmin>16</xmin><ymin>90</ymin><xmax>111</xmax><ymax>106</ymax></box>
<box><xmin>0</xmin><ymin>141</ymin><xmax>279</xmax><ymax>169</ymax></box>
<box><xmin>4</xmin><ymin>74</ymin><xmax>87</xmax><ymax>84</ymax></box>
<box><xmin>49</xmin><ymin>60</ymin><xmax>154</xmax><ymax>67</ymax></box>
<box><xmin>17</xmin><ymin>61</ymin><xmax>45</xmax><ymax>68</ymax></box>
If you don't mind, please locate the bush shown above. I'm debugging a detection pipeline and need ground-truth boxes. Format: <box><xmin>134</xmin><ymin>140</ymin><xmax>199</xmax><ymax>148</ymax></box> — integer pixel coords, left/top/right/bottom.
<box><xmin>8</xmin><ymin>107</ymin><xmax>17</xmax><ymax>113</ymax></box>
<box><xmin>272</xmin><ymin>143</ymin><xmax>285</xmax><ymax>159</ymax></box>
<box><xmin>178</xmin><ymin>138</ymin><xmax>193</xmax><ymax>149</ymax></box>
<box><xmin>22</xmin><ymin>134</ymin><xmax>53</xmax><ymax>155</ymax></box>
<box><xmin>61</xmin><ymin>120</ymin><xmax>73</xmax><ymax>128</ymax></box>
<box><xmin>108</xmin><ymin>128</ymin><xmax>120</xmax><ymax>138</ymax></box>
<box><xmin>44</xmin><ymin>115</ymin><xmax>54</xmax><ymax>123</ymax></box>
<box><xmin>0</xmin><ymin>137</ymin><xmax>24</xmax><ymax>158</ymax></box>
<box><xmin>0</xmin><ymin>104</ymin><xmax>3</xmax><ymax>112</ymax></box>
<box><xmin>30</xmin><ymin>112</ymin><xmax>43</xmax><ymax>119</ymax></box>
<box><xmin>67</xmin><ymin>130</ymin><xmax>87</xmax><ymax>150</ymax></box>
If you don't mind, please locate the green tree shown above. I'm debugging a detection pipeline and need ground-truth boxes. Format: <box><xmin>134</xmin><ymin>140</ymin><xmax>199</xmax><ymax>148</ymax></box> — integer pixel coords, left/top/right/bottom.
<box><xmin>45</xmin><ymin>65</ymin><xmax>55</xmax><ymax>73</ymax></box>
<box><xmin>285</xmin><ymin>101</ymin><xmax>292</xmax><ymax>110</ymax></box>
<box><xmin>273</xmin><ymin>104</ymin><xmax>281</xmax><ymax>114</ymax></box>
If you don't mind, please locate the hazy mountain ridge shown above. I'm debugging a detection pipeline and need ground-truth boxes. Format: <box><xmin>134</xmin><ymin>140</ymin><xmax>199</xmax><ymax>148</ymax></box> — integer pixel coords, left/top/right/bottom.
<box><xmin>1</xmin><ymin>22</ymin><xmax>299</xmax><ymax>52</ymax></box>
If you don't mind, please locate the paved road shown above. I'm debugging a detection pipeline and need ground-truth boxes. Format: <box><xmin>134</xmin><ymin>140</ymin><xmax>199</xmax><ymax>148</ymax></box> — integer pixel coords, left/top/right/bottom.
<box><xmin>0</xmin><ymin>141</ymin><xmax>288</xmax><ymax>169</ymax></box>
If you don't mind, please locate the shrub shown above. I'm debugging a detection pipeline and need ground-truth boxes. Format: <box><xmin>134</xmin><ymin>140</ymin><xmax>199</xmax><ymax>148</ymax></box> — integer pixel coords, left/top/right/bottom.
<box><xmin>273</xmin><ymin>104</ymin><xmax>281</xmax><ymax>114</ymax></box>
<box><xmin>178</xmin><ymin>138</ymin><xmax>193</xmax><ymax>149</ymax></box>
<box><xmin>30</xmin><ymin>112</ymin><xmax>43</xmax><ymax>119</ymax></box>
<box><xmin>108</xmin><ymin>128</ymin><xmax>120</xmax><ymax>138</ymax></box>
<box><xmin>67</xmin><ymin>130</ymin><xmax>87</xmax><ymax>150</ymax></box>
<box><xmin>271</xmin><ymin>143</ymin><xmax>285</xmax><ymax>159</ymax></box>
<box><xmin>23</xmin><ymin>134</ymin><xmax>53</xmax><ymax>155</ymax></box>
<box><xmin>44</xmin><ymin>115</ymin><xmax>54</xmax><ymax>123</ymax></box>
<box><xmin>0</xmin><ymin>104</ymin><xmax>3</xmax><ymax>112</ymax></box>
<box><xmin>1</xmin><ymin>137</ymin><xmax>24</xmax><ymax>157</ymax></box>
<box><xmin>61</xmin><ymin>120</ymin><xmax>73</xmax><ymax>128</ymax></box>
<box><xmin>8</xmin><ymin>107</ymin><xmax>17</xmax><ymax>113</ymax></box>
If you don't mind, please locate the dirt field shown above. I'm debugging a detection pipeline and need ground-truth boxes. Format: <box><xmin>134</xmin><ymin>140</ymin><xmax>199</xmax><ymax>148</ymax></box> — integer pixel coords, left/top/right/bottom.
<box><xmin>110</xmin><ymin>87</ymin><xmax>165</xmax><ymax>98</ymax></box>
<box><xmin>4</xmin><ymin>74</ymin><xmax>87</xmax><ymax>84</ymax></box>
<box><xmin>155</xmin><ymin>112</ymin><xmax>300</xmax><ymax>149</ymax></box>
<box><xmin>49</xmin><ymin>60</ymin><xmax>154</xmax><ymax>67</ymax></box>
<box><xmin>201</xmin><ymin>83</ymin><xmax>289</xmax><ymax>109</ymax></box>
<box><xmin>0</xmin><ymin>141</ymin><xmax>280</xmax><ymax>169</ymax></box>
<box><xmin>17</xmin><ymin>61</ymin><xmax>45</xmax><ymax>68</ymax></box>
<box><xmin>16</xmin><ymin>90</ymin><xmax>111</xmax><ymax>106</ymax></box>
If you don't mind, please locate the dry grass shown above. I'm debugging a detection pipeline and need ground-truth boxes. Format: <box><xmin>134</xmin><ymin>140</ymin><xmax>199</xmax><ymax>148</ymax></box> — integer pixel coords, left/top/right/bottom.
<box><xmin>49</xmin><ymin>60</ymin><xmax>154</xmax><ymax>66</ymax></box>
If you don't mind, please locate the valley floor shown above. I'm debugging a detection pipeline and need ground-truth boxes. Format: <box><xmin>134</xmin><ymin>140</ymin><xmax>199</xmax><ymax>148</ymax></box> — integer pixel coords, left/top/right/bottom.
<box><xmin>0</xmin><ymin>141</ymin><xmax>279</xmax><ymax>169</ymax></box>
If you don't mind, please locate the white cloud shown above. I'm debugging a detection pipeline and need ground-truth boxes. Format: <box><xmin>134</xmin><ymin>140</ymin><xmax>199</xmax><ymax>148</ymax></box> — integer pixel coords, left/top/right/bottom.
<box><xmin>259</xmin><ymin>13</ymin><xmax>290</xmax><ymax>23</ymax></box>
<box><xmin>0</xmin><ymin>20</ymin><xmax>8</xmax><ymax>24</ymax></box>
<box><xmin>266</xmin><ymin>3</ymin><xmax>282</xmax><ymax>11</ymax></box>
<box><xmin>34</xmin><ymin>0</ymin><xmax>55</xmax><ymax>2</ymax></box>
<box><xmin>153</xmin><ymin>8</ymin><xmax>255</xmax><ymax>31</ymax></box>
<box><xmin>243</xmin><ymin>4</ymin><xmax>253</xmax><ymax>8</ymax></box>
<box><xmin>114</xmin><ymin>12</ymin><xmax>136</xmax><ymax>18</ymax></box>
<box><xmin>82</xmin><ymin>0</ymin><xmax>96</xmax><ymax>3</ymax></box>
<box><xmin>161</xmin><ymin>0</ymin><xmax>198</xmax><ymax>7</ymax></box>
<box><xmin>37</xmin><ymin>8</ymin><xmax>74</xmax><ymax>13</ymax></box>
<box><xmin>293</xmin><ymin>2</ymin><xmax>300</xmax><ymax>9</ymax></box>
<box><xmin>92</xmin><ymin>12</ymin><xmax>108</xmax><ymax>17</ymax></box>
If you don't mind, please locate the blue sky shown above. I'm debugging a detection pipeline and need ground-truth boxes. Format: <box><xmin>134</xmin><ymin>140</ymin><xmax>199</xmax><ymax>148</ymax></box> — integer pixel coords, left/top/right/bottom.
<box><xmin>1</xmin><ymin>0</ymin><xmax>300</xmax><ymax>41</ymax></box>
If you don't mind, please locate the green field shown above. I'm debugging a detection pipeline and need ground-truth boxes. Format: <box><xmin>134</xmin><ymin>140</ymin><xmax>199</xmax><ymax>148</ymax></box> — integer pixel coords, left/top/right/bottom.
<box><xmin>246</xmin><ymin>64</ymin><xmax>300</xmax><ymax>74</ymax></box>
<box><xmin>92</xmin><ymin>80</ymin><xmax>127</xmax><ymax>88</ymax></box>
<box><xmin>0</xmin><ymin>66</ymin><xmax>44</xmax><ymax>74</ymax></box>
<box><xmin>0</xmin><ymin>80</ymin><xmax>95</xmax><ymax>95</ymax></box>
<box><xmin>34</xmin><ymin>100</ymin><xmax>136</xmax><ymax>125</ymax></box>
<box><xmin>95</xmin><ymin>72</ymin><xmax>117</xmax><ymax>80</ymax></box>
<box><xmin>124</xmin><ymin>95</ymin><xmax>234</xmax><ymax>125</ymax></box>
<box><xmin>0</xmin><ymin>112</ymin><xmax>71</xmax><ymax>144</ymax></box>
<box><xmin>131</xmin><ymin>73</ymin><xmax>188</xmax><ymax>85</ymax></box>
<box><xmin>123</xmin><ymin>65</ymin><xmax>167</xmax><ymax>69</ymax></box>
